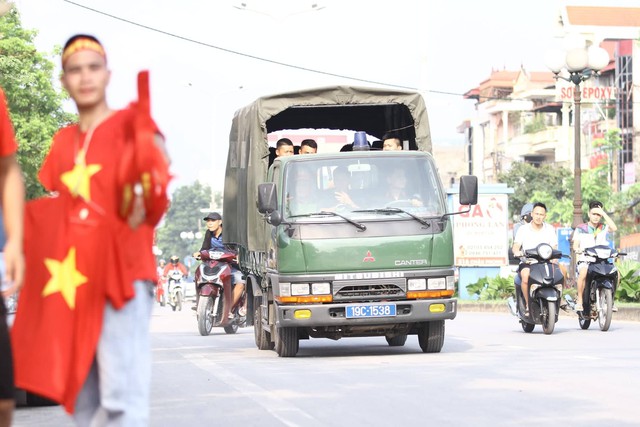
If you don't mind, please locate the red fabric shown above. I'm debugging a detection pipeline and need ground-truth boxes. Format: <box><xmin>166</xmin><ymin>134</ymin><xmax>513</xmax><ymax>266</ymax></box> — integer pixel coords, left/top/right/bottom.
<box><xmin>11</xmin><ymin>195</ymin><xmax>120</xmax><ymax>413</ymax></box>
<box><xmin>13</xmin><ymin>71</ymin><xmax>170</xmax><ymax>413</ymax></box>
<box><xmin>38</xmin><ymin>88</ymin><xmax>168</xmax><ymax>305</ymax></box>
<box><xmin>162</xmin><ymin>263</ymin><xmax>188</xmax><ymax>277</ymax></box>
<box><xmin>0</xmin><ymin>87</ymin><xmax>17</xmax><ymax>156</ymax></box>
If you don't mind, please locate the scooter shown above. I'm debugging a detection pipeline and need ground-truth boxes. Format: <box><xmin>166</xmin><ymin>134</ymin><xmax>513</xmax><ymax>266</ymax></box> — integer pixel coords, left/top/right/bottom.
<box><xmin>564</xmin><ymin>244</ymin><xmax>624</xmax><ymax>332</ymax></box>
<box><xmin>507</xmin><ymin>243</ymin><xmax>565</xmax><ymax>334</ymax></box>
<box><xmin>166</xmin><ymin>268</ymin><xmax>185</xmax><ymax>311</ymax></box>
<box><xmin>194</xmin><ymin>249</ymin><xmax>246</xmax><ymax>336</ymax></box>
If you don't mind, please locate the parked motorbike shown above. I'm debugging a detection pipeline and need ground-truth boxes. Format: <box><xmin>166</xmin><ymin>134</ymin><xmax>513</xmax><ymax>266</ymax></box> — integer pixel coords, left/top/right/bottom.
<box><xmin>194</xmin><ymin>249</ymin><xmax>245</xmax><ymax>336</ymax></box>
<box><xmin>507</xmin><ymin>243</ymin><xmax>565</xmax><ymax>334</ymax></box>
<box><xmin>564</xmin><ymin>245</ymin><xmax>624</xmax><ymax>332</ymax></box>
<box><xmin>166</xmin><ymin>268</ymin><xmax>185</xmax><ymax>311</ymax></box>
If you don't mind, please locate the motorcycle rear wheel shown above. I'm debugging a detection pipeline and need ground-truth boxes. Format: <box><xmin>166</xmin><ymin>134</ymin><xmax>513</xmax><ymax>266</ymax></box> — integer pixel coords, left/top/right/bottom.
<box><xmin>521</xmin><ymin>321</ymin><xmax>535</xmax><ymax>333</ymax></box>
<box><xmin>597</xmin><ymin>288</ymin><xmax>613</xmax><ymax>332</ymax></box>
<box><xmin>197</xmin><ymin>296</ymin><xmax>214</xmax><ymax>336</ymax></box>
<box><xmin>542</xmin><ymin>302</ymin><xmax>556</xmax><ymax>335</ymax></box>
<box><xmin>224</xmin><ymin>316</ymin><xmax>239</xmax><ymax>334</ymax></box>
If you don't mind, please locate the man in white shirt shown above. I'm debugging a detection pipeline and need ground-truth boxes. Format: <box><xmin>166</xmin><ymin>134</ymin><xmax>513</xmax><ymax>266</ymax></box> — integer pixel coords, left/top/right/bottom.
<box><xmin>511</xmin><ymin>202</ymin><xmax>558</xmax><ymax>315</ymax></box>
<box><xmin>572</xmin><ymin>200</ymin><xmax>618</xmax><ymax>312</ymax></box>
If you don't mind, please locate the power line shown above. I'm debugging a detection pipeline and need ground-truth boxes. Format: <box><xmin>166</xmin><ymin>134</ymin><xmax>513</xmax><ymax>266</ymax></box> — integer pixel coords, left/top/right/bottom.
<box><xmin>61</xmin><ymin>1</ymin><xmax>639</xmax><ymax>107</ymax></box>
<box><xmin>61</xmin><ymin>0</ymin><xmax>419</xmax><ymax>91</ymax></box>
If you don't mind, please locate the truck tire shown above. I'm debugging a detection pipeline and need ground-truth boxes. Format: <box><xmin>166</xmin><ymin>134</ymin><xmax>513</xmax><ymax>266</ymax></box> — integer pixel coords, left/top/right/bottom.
<box><xmin>254</xmin><ymin>296</ymin><xmax>274</xmax><ymax>350</ymax></box>
<box><xmin>418</xmin><ymin>320</ymin><xmax>444</xmax><ymax>353</ymax></box>
<box><xmin>274</xmin><ymin>325</ymin><xmax>298</xmax><ymax>357</ymax></box>
<box><xmin>385</xmin><ymin>334</ymin><xmax>407</xmax><ymax>347</ymax></box>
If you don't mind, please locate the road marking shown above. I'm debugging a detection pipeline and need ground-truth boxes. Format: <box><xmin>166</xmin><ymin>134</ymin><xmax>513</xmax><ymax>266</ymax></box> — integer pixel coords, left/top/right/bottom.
<box><xmin>183</xmin><ymin>353</ymin><xmax>324</xmax><ymax>427</ymax></box>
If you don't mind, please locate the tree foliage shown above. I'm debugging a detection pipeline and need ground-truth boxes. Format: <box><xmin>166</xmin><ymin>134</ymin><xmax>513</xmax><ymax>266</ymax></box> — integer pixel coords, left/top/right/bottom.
<box><xmin>0</xmin><ymin>8</ymin><xmax>75</xmax><ymax>199</ymax></box>
<box><xmin>498</xmin><ymin>162</ymin><xmax>572</xmax><ymax>221</ymax></box>
<box><xmin>155</xmin><ymin>182</ymin><xmax>212</xmax><ymax>267</ymax></box>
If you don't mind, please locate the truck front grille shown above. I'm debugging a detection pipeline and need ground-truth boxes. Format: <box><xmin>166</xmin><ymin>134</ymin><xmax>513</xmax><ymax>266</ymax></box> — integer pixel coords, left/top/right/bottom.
<box><xmin>333</xmin><ymin>278</ymin><xmax>406</xmax><ymax>301</ymax></box>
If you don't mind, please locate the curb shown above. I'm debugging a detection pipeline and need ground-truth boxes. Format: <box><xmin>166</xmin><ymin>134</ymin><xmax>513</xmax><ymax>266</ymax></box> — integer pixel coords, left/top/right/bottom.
<box><xmin>458</xmin><ymin>301</ymin><xmax>640</xmax><ymax>322</ymax></box>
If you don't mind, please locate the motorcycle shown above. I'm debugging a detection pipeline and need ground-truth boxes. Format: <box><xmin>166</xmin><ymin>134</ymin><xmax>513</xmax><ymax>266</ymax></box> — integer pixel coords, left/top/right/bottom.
<box><xmin>507</xmin><ymin>243</ymin><xmax>565</xmax><ymax>334</ymax></box>
<box><xmin>194</xmin><ymin>249</ymin><xmax>246</xmax><ymax>336</ymax></box>
<box><xmin>564</xmin><ymin>244</ymin><xmax>624</xmax><ymax>332</ymax></box>
<box><xmin>166</xmin><ymin>268</ymin><xmax>185</xmax><ymax>311</ymax></box>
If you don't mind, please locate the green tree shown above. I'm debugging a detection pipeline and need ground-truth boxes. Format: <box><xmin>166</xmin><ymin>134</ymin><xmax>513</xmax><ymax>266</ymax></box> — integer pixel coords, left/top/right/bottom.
<box><xmin>498</xmin><ymin>162</ymin><xmax>572</xmax><ymax>221</ymax></box>
<box><xmin>155</xmin><ymin>182</ymin><xmax>212</xmax><ymax>268</ymax></box>
<box><xmin>0</xmin><ymin>7</ymin><xmax>75</xmax><ymax>199</ymax></box>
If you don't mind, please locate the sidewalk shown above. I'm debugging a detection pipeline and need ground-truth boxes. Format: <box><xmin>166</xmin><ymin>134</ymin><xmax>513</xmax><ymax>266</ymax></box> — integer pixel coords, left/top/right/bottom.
<box><xmin>458</xmin><ymin>300</ymin><xmax>640</xmax><ymax>322</ymax></box>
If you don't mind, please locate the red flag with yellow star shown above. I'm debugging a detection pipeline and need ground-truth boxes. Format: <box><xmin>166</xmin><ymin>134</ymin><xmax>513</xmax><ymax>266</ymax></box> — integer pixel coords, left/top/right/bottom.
<box><xmin>118</xmin><ymin>70</ymin><xmax>171</xmax><ymax>226</ymax></box>
<box><xmin>11</xmin><ymin>194</ymin><xmax>120</xmax><ymax>413</ymax></box>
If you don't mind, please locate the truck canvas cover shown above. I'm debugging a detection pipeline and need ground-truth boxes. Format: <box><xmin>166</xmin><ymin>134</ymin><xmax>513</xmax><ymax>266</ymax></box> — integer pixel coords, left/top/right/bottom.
<box><xmin>223</xmin><ymin>85</ymin><xmax>432</xmax><ymax>251</ymax></box>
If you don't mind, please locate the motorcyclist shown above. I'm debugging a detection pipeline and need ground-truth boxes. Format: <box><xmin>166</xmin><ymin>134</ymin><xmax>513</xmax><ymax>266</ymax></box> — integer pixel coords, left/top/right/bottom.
<box><xmin>572</xmin><ymin>200</ymin><xmax>618</xmax><ymax>313</ymax></box>
<box><xmin>192</xmin><ymin>212</ymin><xmax>246</xmax><ymax>317</ymax></box>
<box><xmin>510</xmin><ymin>203</ymin><xmax>533</xmax><ymax>270</ymax></box>
<box><xmin>511</xmin><ymin>202</ymin><xmax>559</xmax><ymax>316</ymax></box>
<box><xmin>163</xmin><ymin>255</ymin><xmax>188</xmax><ymax>279</ymax></box>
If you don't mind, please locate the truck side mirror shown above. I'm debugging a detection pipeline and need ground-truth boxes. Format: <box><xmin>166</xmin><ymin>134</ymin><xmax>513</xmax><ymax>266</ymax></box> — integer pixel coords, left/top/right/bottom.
<box><xmin>458</xmin><ymin>175</ymin><xmax>478</xmax><ymax>206</ymax></box>
<box><xmin>257</xmin><ymin>183</ymin><xmax>278</xmax><ymax>213</ymax></box>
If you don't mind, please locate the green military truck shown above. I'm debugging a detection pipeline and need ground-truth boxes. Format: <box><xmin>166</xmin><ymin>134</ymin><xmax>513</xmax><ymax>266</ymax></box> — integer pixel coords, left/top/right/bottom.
<box><xmin>223</xmin><ymin>86</ymin><xmax>477</xmax><ymax>357</ymax></box>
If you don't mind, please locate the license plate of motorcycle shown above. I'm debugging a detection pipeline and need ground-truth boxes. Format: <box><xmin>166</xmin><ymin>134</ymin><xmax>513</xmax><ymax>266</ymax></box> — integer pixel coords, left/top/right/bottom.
<box><xmin>346</xmin><ymin>303</ymin><xmax>396</xmax><ymax>318</ymax></box>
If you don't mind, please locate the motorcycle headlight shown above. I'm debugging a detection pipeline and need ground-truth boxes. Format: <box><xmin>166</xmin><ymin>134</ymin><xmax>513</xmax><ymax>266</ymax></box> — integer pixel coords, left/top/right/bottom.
<box><xmin>537</xmin><ymin>244</ymin><xmax>553</xmax><ymax>260</ymax></box>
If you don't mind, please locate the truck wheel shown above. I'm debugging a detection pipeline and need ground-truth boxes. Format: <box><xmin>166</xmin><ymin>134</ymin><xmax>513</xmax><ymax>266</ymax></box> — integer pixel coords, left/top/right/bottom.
<box><xmin>254</xmin><ymin>296</ymin><xmax>273</xmax><ymax>350</ymax></box>
<box><xmin>385</xmin><ymin>334</ymin><xmax>407</xmax><ymax>347</ymax></box>
<box><xmin>274</xmin><ymin>325</ymin><xmax>299</xmax><ymax>357</ymax></box>
<box><xmin>418</xmin><ymin>320</ymin><xmax>444</xmax><ymax>353</ymax></box>
<box><xmin>197</xmin><ymin>296</ymin><xmax>214</xmax><ymax>336</ymax></box>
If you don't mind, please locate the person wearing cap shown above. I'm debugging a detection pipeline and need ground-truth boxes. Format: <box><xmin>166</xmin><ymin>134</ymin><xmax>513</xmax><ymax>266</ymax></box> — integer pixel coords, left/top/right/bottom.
<box><xmin>11</xmin><ymin>33</ymin><xmax>170</xmax><ymax>424</ymax></box>
<box><xmin>0</xmin><ymin>4</ymin><xmax>26</xmax><ymax>424</ymax></box>
<box><xmin>572</xmin><ymin>200</ymin><xmax>618</xmax><ymax>312</ymax></box>
<box><xmin>193</xmin><ymin>212</ymin><xmax>246</xmax><ymax>316</ymax></box>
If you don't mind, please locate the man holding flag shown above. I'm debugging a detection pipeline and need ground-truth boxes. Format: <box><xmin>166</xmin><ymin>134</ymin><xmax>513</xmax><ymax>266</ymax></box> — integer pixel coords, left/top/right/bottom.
<box><xmin>11</xmin><ymin>34</ymin><xmax>170</xmax><ymax>426</ymax></box>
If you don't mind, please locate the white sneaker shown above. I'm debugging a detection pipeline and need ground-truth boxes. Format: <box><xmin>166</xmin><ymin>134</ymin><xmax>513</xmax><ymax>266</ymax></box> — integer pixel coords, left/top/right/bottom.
<box><xmin>575</xmin><ymin>303</ymin><xmax>583</xmax><ymax>312</ymax></box>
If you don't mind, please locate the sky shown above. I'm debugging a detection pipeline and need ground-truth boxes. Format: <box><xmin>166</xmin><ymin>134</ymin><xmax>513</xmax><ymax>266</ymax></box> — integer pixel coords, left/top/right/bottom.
<box><xmin>11</xmin><ymin>0</ymin><xmax>616</xmax><ymax>194</ymax></box>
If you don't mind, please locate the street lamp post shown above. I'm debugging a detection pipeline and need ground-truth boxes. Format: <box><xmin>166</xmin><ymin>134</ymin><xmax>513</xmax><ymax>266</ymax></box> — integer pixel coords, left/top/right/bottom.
<box><xmin>545</xmin><ymin>35</ymin><xmax>609</xmax><ymax>280</ymax></box>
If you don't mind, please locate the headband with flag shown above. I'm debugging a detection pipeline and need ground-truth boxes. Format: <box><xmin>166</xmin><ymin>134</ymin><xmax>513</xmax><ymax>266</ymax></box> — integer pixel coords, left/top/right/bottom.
<box><xmin>62</xmin><ymin>37</ymin><xmax>107</xmax><ymax>66</ymax></box>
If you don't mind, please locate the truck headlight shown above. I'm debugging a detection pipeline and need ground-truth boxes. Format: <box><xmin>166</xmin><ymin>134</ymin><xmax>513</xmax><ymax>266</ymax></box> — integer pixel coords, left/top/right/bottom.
<box><xmin>428</xmin><ymin>278</ymin><xmax>446</xmax><ymax>290</ymax></box>
<box><xmin>311</xmin><ymin>282</ymin><xmax>330</xmax><ymax>295</ymax></box>
<box><xmin>291</xmin><ymin>283</ymin><xmax>310</xmax><ymax>296</ymax></box>
<box><xmin>446</xmin><ymin>275</ymin><xmax>455</xmax><ymax>290</ymax></box>
<box><xmin>280</xmin><ymin>282</ymin><xmax>291</xmax><ymax>297</ymax></box>
<box><xmin>408</xmin><ymin>278</ymin><xmax>427</xmax><ymax>291</ymax></box>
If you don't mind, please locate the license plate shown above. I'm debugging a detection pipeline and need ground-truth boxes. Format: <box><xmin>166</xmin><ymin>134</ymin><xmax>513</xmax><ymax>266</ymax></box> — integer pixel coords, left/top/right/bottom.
<box><xmin>346</xmin><ymin>303</ymin><xmax>396</xmax><ymax>318</ymax></box>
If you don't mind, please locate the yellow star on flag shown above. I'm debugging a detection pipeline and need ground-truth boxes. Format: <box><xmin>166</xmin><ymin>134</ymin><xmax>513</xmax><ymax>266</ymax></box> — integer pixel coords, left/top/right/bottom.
<box><xmin>42</xmin><ymin>247</ymin><xmax>88</xmax><ymax>309</ymax></box>
<box><xmin>60</xmin><ymin>149</ymin><xmax>102</xmax><ymax>200</ymax></box>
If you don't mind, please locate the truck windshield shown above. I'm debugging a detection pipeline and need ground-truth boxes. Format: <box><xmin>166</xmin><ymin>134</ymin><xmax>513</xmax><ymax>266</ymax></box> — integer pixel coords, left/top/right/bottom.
<box><xmin>282</xmin><ymin>155</ymin><xmax>445</xmax><ymax>219</ymax></box>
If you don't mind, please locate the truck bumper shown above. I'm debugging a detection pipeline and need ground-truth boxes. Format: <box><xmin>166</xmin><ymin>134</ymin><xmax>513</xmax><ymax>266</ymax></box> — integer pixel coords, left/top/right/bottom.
<box><xmin>276</xmin><ymin>298</ymin><xmax>457</xmax><ymax>328</ymax></box>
